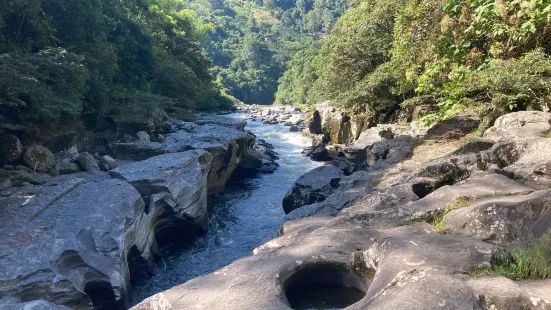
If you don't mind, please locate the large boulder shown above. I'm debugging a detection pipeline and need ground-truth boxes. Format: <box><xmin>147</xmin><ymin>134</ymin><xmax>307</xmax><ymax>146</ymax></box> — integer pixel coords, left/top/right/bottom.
<box><xmin>75</xmin><ymin>152</ymin><xmax>99</xmax><ymax>172</ymax></box>
<box><xmin>282</xmin><ymin>166</ymin><xmax>344</xmax><ymax>214</ymax></box>
<box><xmin>136</xmin><ymin>131</ymin><xmax>151</xmax><ymax>142</ymax></box>
<box><xmin>0</xmin><ymin>178</ymin><xmax>156</xmax><ymax>309</ymax></box>
<box><xmin>443</xmin><ymin>190</ymin><xmax>551</xmax><ymax>246</ymax></box>
<box><xmin>22</xmin><ymin>145</ymin><xmax>55</xmax><ymax>172</ymax></box>
<box><xmin>309</xmin><ymin>102</ymin><xmax>371</xmax><ymax>144</ymax></box>
<box><xmin>0</xmin><ymin>134</ymin><xmax>23</xmax><ymax>163</ymax></box>
<box><xmin>110</xmin><ymin>150</ymin><xmax>213</xmax><ymax>242</ymax></box>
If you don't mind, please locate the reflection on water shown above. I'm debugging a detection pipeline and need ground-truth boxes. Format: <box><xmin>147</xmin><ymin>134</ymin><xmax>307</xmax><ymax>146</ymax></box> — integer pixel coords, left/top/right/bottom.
<box><xmin>131</xmin><ymin>114</ymin><xmax>320</xmax><ymax>304</ymax></box>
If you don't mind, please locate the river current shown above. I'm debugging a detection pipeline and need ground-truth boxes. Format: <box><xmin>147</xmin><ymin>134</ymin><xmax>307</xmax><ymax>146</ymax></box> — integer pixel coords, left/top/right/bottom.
<box><xmin>131</xmin><ymin>113</ymin><xmax>320</xmax><ymax>303</ymax></box>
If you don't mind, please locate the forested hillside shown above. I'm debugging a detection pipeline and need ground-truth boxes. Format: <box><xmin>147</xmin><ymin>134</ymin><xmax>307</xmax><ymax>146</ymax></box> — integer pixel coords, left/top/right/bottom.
<box><xmin>187</xmin><ymin>0</ymin><xmax>348</xmax><ymax>104</ymax></box>
<box><xmin>0</xmin><ymin>0</ymin><xmax>232</xmax><ymax>140</ymax></box>
<box><xmin>277</xmin><ymin>0</ymin><xmax>551</xmax><ymax>125</ymax></box>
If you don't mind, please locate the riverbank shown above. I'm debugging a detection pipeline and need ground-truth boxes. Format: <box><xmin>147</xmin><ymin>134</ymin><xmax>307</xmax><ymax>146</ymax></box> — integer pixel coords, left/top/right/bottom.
<box><xmin>133</xmin><ymin>110</ymin><xmax>551</xmax><ymax>310</ymax></box>
<box><xmin>0</xmin><ymin>113</ymin><xmax>293</xmax><ymax>309</ymax></box>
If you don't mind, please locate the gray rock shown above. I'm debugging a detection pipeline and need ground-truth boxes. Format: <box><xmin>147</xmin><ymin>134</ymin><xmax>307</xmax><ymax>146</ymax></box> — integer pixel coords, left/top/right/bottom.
<box><xmin>56</xmin><ymin>161</ymin><xmax>81</xmax><ymax>175</ymax></box>
<box><xmin>75</xmin><ymin>152</ymin><xmax>99</xmax><ymax>172</ymax></box>
<box><xmin>282</xmin><ymin>166</ymin><xmax>344</xmax><ymax>214</ymax></box>
<box><xmin>196</xmin><ymin>115</ymin><xmax>247</xmax><ymax>131</ymax></box>
<box><xmin>163</xmin><ymin>121</ymin><xmax>176</xmax><ymax>133</ymax></box>
<box><xmin>136</xmin><ymin>131</ymin><xmax>151</xmax><ymax>142</ymax></box>
<box><xmin>22</xmin><ymin>145</ymin><xmax>55</xmax><ymax>172</ymax></box>
<box><xmin>110</xmin><ymin>150</ymin><xmax>213</xmax><ymax>241</ymax></box>
<box><xmin>0</xmin><ymin>178</ymin><xmax>156</xmax><ymax>309</ymax></box>
<box><xmin>289</xmin><ymin>125</ymin><xmax>300</xmax><ymax>132</ymax></box>
<box><xmin>236</xmin><ymin>150</ymin><xmax>263</xmax><ymax>170</ymax></box>
<box><xmin>156</xmin><ymin>134</ymin><xmax>165</xmax><ymax>142</ymax></box>
<box><xmin>444</xmin><ymin>190</ymin><xmax>551</xmax><ymax>246</ymax></box>
<box><xmin>15</xmin><ymin>165</ymin><xmax>32</xmax><ymax>172</ymax></box>
<box><xmin>0</xmin><ymin>297</ymin><xmax>70</xmax><ymax>310</ymax></box>
<box><xmin>0</xmin><ymin>134</ymin><xmax>23</xmax><ymax>163</ymax></box>
<box><xmin>2</xmin><ymin>164</ymin><xmax>14</xmax><ymax>170</ymax></box>
<box><xmin>467</xmin><ymin>277</ymin><xmax>551</xmax><ymax>310</ymax></box>
<box><xmin>110</xmin><ymin>141</ymin><xmax>164</xmax><ymax>161</ymax></box>
<box><xmin>99</xmin><ymin>155</ymin><xmax>118</xmax><ymax>170</ymax></box>
<box><xmin>0</xmin><ymin>179</ymin><xmax>12</xmax><ymax>191</ymax></box>
<box><xmin>162</xmin><ymin>124</ymin><xmax>254</xmax><ymax>194</ymax></box>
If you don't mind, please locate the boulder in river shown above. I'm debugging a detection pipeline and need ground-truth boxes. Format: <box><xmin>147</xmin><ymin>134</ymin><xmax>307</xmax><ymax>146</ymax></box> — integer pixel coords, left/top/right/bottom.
<box><xmin>282</xmin><ymin>165</ymin><xmax>344</xmax><ymax>214</ymax></box>
<box><xmin>75</xmin><ymin>152</ymin><xmax>99</xmax><ymax>172</ymax></box>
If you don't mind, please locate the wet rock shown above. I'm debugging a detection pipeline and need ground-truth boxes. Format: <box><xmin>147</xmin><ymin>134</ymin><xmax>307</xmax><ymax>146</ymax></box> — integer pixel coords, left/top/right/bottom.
<box><xmin>260</xmin><ymin>163</ymin><xmax>276</xmax><ymax>173</ymax></box>
<box><xmin>136</xmin><ymin>131</ymin><xmax>151</xmax><ymax>142</ymax></box>
<box><xmin>0</xmin><ymin>178</ymin><xmax>155</xmax><ymax>309</ymax></box>
<box><xmin>289</xmin><ymin>125</ymin><xmax>300</xmax><ymax>132</ymax></box>
<box><xmin>22</xmin><ymin>145</ymin><xmax>55</xmax><ymax>172</ymax></box>
<box><xmin>0</xmin><ymin>134</ymin><xmax>23</xmax><ymax>163</ymax></box>
<box><xmin>285</xmin><ymin>170</ymin><xmax>378</xmax><ymax>221</ymax></box>
<box><xmin>236</xmin><ymin>150</ymin><xmax>263</xmax><ymax>170</ymax></box>
<box><xmin>110</xmin><ymin>151</ymin><xmax>212</xmax><ymax>241</ymax></box>
<box><xmin>282</xmin><ymin>166</ymin><xmax>344</xmax><ymax>214</ymax></box>
<box><xmin>75</xmin><ymin>152</ymin><xmax>99</xmax><ymax>172</ymax></box>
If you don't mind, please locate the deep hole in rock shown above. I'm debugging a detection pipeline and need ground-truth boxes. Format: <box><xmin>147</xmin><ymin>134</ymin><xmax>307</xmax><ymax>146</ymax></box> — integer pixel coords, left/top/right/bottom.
<box><xmin>284</xmin><ymin>263</ymin><xmax>368</xmax><ymax>310</ymax></box>
<box><xmin>84</xmin><ymin>280</ymin><xmax>119</xmax><ymax>310</ymax></box>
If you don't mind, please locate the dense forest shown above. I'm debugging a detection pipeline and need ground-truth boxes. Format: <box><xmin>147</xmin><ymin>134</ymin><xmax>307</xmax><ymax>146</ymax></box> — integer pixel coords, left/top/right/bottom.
<box><xmin>2</xmin><ymin>0</ymin><xmax>550</xmax><ymax>140</ymax></box>
<box><xmin>187</xmin><ymin>0</ymin><xmax>348</xmax><ymax>104</ymax></box>
<box><xmin>277</xmin><ymin>0</ymin><xmax>551</xmax><ymax>125</ymax></box>
<box><xmin>0</xmin><ymin>0</ymin><xmax>233</xmax><ymax>139</ymax></box>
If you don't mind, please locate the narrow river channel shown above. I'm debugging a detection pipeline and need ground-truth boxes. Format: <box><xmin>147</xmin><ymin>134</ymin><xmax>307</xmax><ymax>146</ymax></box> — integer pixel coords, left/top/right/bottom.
<box><xmin>131</xmin><ymin>113</ymin><xmax>320</xmax><ymax>303</ymax></box>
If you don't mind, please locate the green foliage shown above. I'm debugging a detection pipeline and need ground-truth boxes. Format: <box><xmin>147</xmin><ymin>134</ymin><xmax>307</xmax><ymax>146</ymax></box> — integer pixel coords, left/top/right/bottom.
<box><xmin>0</xmin><ymin>0</ymin><xmax>229</xmax><ymax>136</ymax></box>
<box><xmin>278</xmin><ymin>0</ymin><xmax>551</xmax><ymax>123</ymax></box>
<box><xmin>0</xmin><ymin>48</ymin><xmax>88</xmax><ymax>126</ymax></box>
<box><xmin>474</xmin><ymin>231</ymin><xmax>551</xmax><ymax>280</ymax></box>
<box><xmin>189</xmin><ymin>0</ymin><xmax>348</xmax><ymax>104</ymax></box>
<box><xmin>430</xmin><ymin>196</ymin><xmax>473</xmax><ymax>234</ymax></box>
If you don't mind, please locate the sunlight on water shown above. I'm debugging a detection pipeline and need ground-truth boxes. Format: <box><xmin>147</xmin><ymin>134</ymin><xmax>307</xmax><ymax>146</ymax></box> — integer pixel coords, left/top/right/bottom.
<box><xmin>131</xmin><ymin>113</ymin><xmax>321</xmax><ymax>304</ymax></box>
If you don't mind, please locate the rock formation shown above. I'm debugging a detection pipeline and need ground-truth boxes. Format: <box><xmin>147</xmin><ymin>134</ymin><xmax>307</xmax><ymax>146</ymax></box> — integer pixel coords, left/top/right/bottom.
<box><xmin>133</xmin><ymin>111</ymin><xmax>551</xmax><ymax>310</ymax></box>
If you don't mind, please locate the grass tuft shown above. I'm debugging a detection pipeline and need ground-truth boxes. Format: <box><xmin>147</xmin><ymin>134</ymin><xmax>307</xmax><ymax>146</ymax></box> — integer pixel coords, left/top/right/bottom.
<box><xmin>545</xmin><ymin>131</ymin><xmax>551</xmax><ymax>138</ymax></box>
<box><xmin>473</xmin><ymin>231</ymin><xmax>551</xmax><ymax>280</ymax></box>
<box><xmin>431</xmin><ymin>196</ymin><xmax>473</xmax><ymax>234</ymax></box>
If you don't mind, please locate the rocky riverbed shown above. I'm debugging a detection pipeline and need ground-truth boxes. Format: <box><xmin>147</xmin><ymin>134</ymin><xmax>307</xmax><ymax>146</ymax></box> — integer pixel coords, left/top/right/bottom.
<box><xmin>0</xmin><ymin>113</ymin><xmax>284</xmax><ymax>309</ymax></box>
<box><xmin>2</xmin><ymin>104</ymin><xmax>551</xmax><ymax>310</ymax></box>
<box><xmin>133</xmin><ymin>107</ymin><xmax>551</xmax><ymax>310</ymax></box>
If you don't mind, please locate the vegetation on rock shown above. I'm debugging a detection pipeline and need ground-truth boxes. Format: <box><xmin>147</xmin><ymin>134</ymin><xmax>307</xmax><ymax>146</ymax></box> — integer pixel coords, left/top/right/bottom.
<box><xmin>475</xmin><ymin>231</ymin><xmax>551</xmax><ymax>280</ymax></box>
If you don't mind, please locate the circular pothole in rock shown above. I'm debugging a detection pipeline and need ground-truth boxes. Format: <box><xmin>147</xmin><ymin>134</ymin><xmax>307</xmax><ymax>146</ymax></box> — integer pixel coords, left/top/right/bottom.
<box><xmin>284</xmin><ymin>263</ymin><xmax>368</xmax><ymax>310</ymax></box>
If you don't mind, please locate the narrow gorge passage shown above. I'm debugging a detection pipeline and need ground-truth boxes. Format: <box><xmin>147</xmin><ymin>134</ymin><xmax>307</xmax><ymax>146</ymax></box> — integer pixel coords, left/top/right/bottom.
<box><xmin>131</xmin><ymin>113</ymin><xmax>321</xmax><ymax>303</ymax></box>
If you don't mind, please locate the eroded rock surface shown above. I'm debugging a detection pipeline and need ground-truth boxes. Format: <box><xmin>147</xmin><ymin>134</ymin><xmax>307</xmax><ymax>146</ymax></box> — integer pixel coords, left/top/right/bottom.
<box><xmin>0</xmin><ymin>178</ymin><xmax>154</xmax><ymax>309</ymax></box>
<box><xmin>110</xmin><ymin>150</ymin><xmax>213</xmax><ymax>242</ymax></box>
<box><xmin>133</xmin><ymin>111</ymin><xmax>551</xmax><ymax>310</ymax></box>
<box><xmin>282</xmin><ymin>166</ymin><xmax>344</xmax><ymax>214</ymax></box>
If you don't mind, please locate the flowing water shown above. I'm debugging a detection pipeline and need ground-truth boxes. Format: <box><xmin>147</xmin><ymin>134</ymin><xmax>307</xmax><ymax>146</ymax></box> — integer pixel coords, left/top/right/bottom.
<box><xmin>131</xmin><ymin>113</ymin><xmax>321</xmax><ymax>304</ymax></box>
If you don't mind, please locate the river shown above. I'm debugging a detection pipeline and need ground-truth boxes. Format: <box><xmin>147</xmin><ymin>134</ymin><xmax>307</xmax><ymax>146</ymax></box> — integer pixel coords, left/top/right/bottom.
<box><xmin>131</xmin><ymin>113</ymin><xmax>320</xmax><ymax>304</ymax></box>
